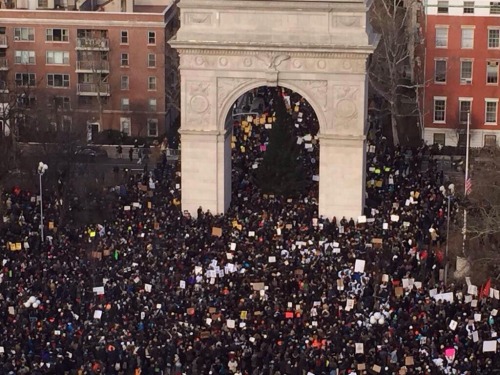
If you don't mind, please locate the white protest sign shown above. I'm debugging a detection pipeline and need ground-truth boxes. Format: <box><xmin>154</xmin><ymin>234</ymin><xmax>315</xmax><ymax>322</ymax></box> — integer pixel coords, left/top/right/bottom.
<box><xmin>145</xmin><ymin>284</ymin><xmax>152</xmax><ymax>293</ymax></box>
<box><xmin>483</xmin><ymin>340</ymin><xmax>497</xmax><ymax>352</ymax></box>
<box><xmin>268</xmin><ymin>256</ymin><xmax>276</xmax><ymax>263</ymax></box>
<box><xmin>346</xmin><ymin>299</ymin><xmax>355</xmax><ymax>311</ymax></box>
<box><xmin>473</xmin><ymin>331</ymin><xmax>479</xmax><ymax>342</ymax></box>
<box><xmin>226</xmin><ymin>319</ymin><xmax>235</xmax><ymax>329</ymax></box>
<box><xmin>354</xmin><ymin>259</ymin><xmax>366</xmax><ymax>273</ymax></box>
<box><xmin>390</xmin><ymin>214</ymin><xmax>400</xmax><ymax>222</ymax></box>
<box><xmin>355</xmin><ymin>343</ymin><xmax>364</xmax><ymax>354</ymax></box>
<box><xmin>94</xmin><ymin>310</ymin><xmax>103</xmax><ymax>319</ymax></box>
<box><xmin>92</xmin><ymin>286</ymin><xmax>105</xmax><ymax>295</ymax></box>
<box><xmin>468</xmin><ymin>285</ymin><xmax>478</xmax><ymax>295</ymax></box>
<box><xmin>449</xmin><ymin>320</ymin><xmax>458</xmax><ymax>330</ymax></box>
<box><xmin>179</xmin><ymin>280</ymin><xmax>186</xmax><ymax>289</ymax></box>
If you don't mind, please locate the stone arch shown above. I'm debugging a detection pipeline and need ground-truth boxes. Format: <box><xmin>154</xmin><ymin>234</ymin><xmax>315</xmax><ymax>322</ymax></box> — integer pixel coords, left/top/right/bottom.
<box><xmin>218</xmin><ymin>79</ymin><xmax>327</xmax><ymax>136</ymax></box>
<box><xmin>170</xmin><ymin>0</ymin><xmax>377</xmax><ymax>220</ymax></box>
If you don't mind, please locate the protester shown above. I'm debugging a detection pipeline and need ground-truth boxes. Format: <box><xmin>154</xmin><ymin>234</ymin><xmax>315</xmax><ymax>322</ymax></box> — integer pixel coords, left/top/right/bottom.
<box><xmin>0</xmin><ymin>87</ymin><xmax>498</xmax><ymax>375</ymax></box>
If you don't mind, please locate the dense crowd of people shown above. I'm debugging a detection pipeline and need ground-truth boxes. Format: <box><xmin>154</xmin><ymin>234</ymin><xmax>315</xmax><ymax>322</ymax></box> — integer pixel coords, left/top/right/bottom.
<box><xmin>0</xmin><ymin>87</ymin><xmax>499</xmax><ymax>375</ymax></box>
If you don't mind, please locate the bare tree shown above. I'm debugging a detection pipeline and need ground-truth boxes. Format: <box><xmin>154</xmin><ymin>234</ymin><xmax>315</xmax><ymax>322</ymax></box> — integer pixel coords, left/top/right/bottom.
<box><xmin>369</xmin><ymin>0</ymin><xmax>423</xmax><ymax>145</ymax></box>
<box><xmin>0</xmin><ymin>67</ymin><xmax>41</xmax><ymax>173</ymax></box>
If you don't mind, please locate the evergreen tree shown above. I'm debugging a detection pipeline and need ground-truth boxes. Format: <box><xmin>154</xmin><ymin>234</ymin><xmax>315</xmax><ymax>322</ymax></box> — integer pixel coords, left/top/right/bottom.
<box><xmin>254</xmin><ymin>90</ymin><xmax>308</xmax><ymax>197</ymax></box>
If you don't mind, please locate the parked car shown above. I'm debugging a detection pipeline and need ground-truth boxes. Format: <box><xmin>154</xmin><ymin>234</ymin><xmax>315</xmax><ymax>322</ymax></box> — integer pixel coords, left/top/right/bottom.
<box><xmin>74</xmin><ymin>146</ymin><xmax>108</xmax><ymax>162</ymax></box>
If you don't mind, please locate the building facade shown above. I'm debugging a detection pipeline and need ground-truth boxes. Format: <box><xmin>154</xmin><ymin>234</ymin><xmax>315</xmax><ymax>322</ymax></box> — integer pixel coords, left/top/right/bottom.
<box><xmin>0</xmin><ymin>0</ymin><xmax>177</xmax><ymax>140</ymax></box>
<box><xmin>422</xmin><ymin>0</ymin><xmax>500</xmax><ymax>147</ymax></box>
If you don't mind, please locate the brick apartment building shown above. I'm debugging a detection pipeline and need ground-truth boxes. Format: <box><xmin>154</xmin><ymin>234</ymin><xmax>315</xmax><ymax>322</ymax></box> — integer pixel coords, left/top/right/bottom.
<box><xmin>422</xmin><ymin>0</ymin><xmax>500</xmax><ymax>148</ymax></box>
<box><xmin>0</xmin><ymin>0</ymin><xmax>177</xmax><ymax>140</ymax></box>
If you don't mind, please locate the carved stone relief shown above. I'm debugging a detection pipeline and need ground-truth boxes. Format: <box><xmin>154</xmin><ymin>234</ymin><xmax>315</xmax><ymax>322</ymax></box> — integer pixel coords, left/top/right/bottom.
<box><xmin>217</xmin><ymin>77</ymin><xmax>254</xmax><ymax>115</ymax></box>
<box><xmin>332</xmin><ymin>85</ymin><xmax>359</xmax><ymax>131</ymax></box>
<box><xmin>185</xmin><ymin>12</ymin><xmax>213</xmax><ymax>25</ymax></box>
<box><xmin>299</xmin><ymin>80</ymin><xmax>328</xmax><ymax>111</ymax></box>
<box><xmin>185</xmin><ymin>81</ymin><xmax>212</xmax><ymax>128</ymax></box>
<box><xmin>331</xmin><ymin>14</ymin><xmax>363</xmax><ymax>28</ymax></box>
<box><xmin>255</xmin><ymin>53</ymin><xmax>290</xmax><ymax>70</ymax></box>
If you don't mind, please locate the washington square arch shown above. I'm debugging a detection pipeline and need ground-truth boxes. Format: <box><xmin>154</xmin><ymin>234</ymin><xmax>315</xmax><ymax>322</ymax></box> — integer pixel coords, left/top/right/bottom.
<box><xmin>170</xmin><ymin>0</ymin><xmax>378</xmax><ymax>220</ymax></box>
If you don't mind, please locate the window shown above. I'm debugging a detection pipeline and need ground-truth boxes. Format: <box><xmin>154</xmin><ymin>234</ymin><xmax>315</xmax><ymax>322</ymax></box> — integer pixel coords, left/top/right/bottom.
<box><xmin>51</xmin><ymin>96</ymin><xmax>71</xmax><ymax>110</ymax></box>
<box><xmin>148</xmin><ymin>53</ymin><xmax>156</xmax><ymax>68</ymax></box>
<box><xmin>435</xmin><ymin>27</ymin><xmax>448</xmax><ymax>48</ymax></box>
<box><xmin>46</xmin><ymin>51</ymin><xmax>69</xmax><ymax>65</ymax></box>
<box><xmin>463</xmin><ymin>1</ymin><xmax>475</xmax><ymax>13</ymax></box>
<box><xmin>460</xmin><ymin>60</ymin><xmax>473</xmax><ymax>83</ymax></box>
<box><xmin>121</xmin><ymin>98</ymin><xmax>130</xmax><ymax>111</ymax></box>
<box><xmin>148</xmin><ymin>31</ymin><xmax>156</xmax><ymax>45</ymax></box>
<box><xmin>433</xmin><ymin>133</ymin><xmax>446</xmax><ymax>145</ymax></box>
<box><xmin>485</xmin><ymin>100</ymin><xmax>498</xmax><ymax>124</ymax></box>
<box><xmin>14</xmin><ymin>50</ymin><xmax>35</xmax><ymax>64</ymax></box>
<box><xmin>120</xmin><ymin>117</ymin><xmax>131</xmax><ymax>135</ymax></box>
<box><xmin>121</xmin><ymin>75</ymin><xmax>129</xmax><ymax>90</ymax></box>
<box><xmin>434</xmin><ymin>60</ymin><xmax>447</xmax><ymax>83</ymax></box>
<box><xmin>433</xmin><ymin>97</ymin><xmax>446</xmax><ymax>123</ymax></box>
<box><xmin>46</xmin><ymin>28</ymin><xmax>69</xmax><ymax>42</ymax></box>
<box><xmin>489</xmin><ymin>29</ymin><xmax>500</xmax><ymax>48</ymax></box>
<box><xmin>14</xmin><ymin>27</ymin><xmax>34</xmax><ymax>41</ymax></box>
<box><xmin>148</xmin><ymin>76</ymin><xmax>157</xmax><ymax>90</ymax></box>
<box><xmin>47</xmin><ymin>74</ymin><xmax>69</xmax><ymax>88</ymax></box>
<box><xmin>485</xmin><ymin>134</ymin><xmax>497</xmax><ymax>147</ymax></box>
<box><xmin>461</xmin><ymin>28</ymin><xmax>474</xmax><ymax>49</ymax></box>
<box><xmin>121</xmin><ymin>30</ymin><xmax>128</xmax><ymax>44</ymax></box>
<box><xmin>120</xmin><ymin>53</ymin><xmax>129</xmax><ymax>67</ymax></box>
<box><xmin>487</xmin><ymin>61</ymin><xmax>499</xmax><ymax>84</ymax></box>
<box><xmin>15</xmin><ymin>73</ymin><xmax>35</xmax><ymax>87</ymax></box>
<box><xmin>437</xmin><ymin>1</ymin><xmax>449</xmax><ymax>13</ymax></box>
<box><xmin>148</xmin><ymin>98</ymin><xmax>157</xmax><ymax>112</ymax></box>
<box><xmin>38</xmin><ymin>0</ymin><xmax>48</xmax><ymax>7</ymax></box>
<box><xmin>147</xmin><ymin>118</ymin><xmax>158</xmax><ymax>137</ymax></box>
<box><xmin>491</xmin><ymin>1</ymin><xmax>500</xmax><ymax>13</ymax></box>
<box><xmin>459</xmin><ymin>99</ymin><xmax>472</xmax><ymax>123</ymax></box>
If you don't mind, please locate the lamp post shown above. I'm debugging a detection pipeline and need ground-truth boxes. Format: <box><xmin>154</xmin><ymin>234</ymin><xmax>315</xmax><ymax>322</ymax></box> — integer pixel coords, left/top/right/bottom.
<box><xmin>444</xmin><ymin>194</ymin><xmax>451</xmax><ymax>285</ymax></box>
<box><xmin>462</xmin><ymin>112</ymin><xmax>471</xmax><ymax>256</ymax></box>
<box><xmin>38</xmin><ymin>162</ymin><xmax>48</xmax><ymax>242</ymax></box>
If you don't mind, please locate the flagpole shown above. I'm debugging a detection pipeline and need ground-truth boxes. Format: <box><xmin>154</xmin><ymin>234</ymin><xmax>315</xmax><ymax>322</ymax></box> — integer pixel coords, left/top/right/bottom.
<box><xmin>462</xmin><ymin>111</ymin><xmax>471</xmax><ymax>256</ymax></box>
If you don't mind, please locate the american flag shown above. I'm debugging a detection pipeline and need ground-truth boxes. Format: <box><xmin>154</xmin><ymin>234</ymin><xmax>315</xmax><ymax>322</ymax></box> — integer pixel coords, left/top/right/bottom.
<box><xmin>465</xmin><ymin>177</ymin><xmax>472</xmax><ymax>195</ymax></box>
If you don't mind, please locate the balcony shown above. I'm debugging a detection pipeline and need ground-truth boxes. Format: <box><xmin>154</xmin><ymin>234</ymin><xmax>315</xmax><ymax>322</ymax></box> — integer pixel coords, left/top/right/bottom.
<box><xmin>76</xmin><ymin>60</ymin><xmax>110</xmax><ymax>73</ymax></box>
<box><xmin>0</xmin><ymin>57</ymin><xmax>8</xmax><ymax>70</ymax></box>
<box><xmin>77</xmin><ymin>83</ymin><xmax>110</xmax><ymax>96</ymax></box>
<box><xmin>0</xmin><ymin>35</ymin><xmax>7</xmax><ymax>48</ymax></box>
<box><xmin>76</xmin><ymin>38</ymin><xmax>109</xmax><ymax>50</ymax></box>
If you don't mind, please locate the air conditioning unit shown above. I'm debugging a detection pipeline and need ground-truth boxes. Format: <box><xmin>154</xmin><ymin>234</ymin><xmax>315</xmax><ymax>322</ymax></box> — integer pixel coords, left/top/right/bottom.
<box><xmin>14</xmin><ymin>36</ymin><xmax>19</xmax><ymax>40</ymax></box>
<box><xmin>461</xmin><ymin>78</ymin><xmax>472</xmax><ymax>84</ymax></box>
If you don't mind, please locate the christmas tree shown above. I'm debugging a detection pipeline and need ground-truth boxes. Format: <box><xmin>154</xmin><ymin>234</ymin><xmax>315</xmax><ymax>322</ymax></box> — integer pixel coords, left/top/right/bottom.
<box><xmin>254</xmin><ymin>90</ymin><xmax>308</xmax><ymax>197</ymax></box>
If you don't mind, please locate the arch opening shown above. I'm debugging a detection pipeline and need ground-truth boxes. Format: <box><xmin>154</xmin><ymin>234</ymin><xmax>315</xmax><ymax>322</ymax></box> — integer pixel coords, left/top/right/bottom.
<box><xmin>226</xmin><ymin>86</ymin><xmax>320</xmax><ymax>213</ymax></box>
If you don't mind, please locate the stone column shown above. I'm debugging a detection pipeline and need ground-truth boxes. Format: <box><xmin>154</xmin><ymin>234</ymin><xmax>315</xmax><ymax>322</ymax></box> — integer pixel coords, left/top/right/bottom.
<box><xmin>318</xmin><ymin>134</ymin><xmax>366</xmax><ymax>220</ymax></box>
<box><xmin>180</xmin><ymin>128</ymin><xmax>231</xmax><ymax>215</ymax></box>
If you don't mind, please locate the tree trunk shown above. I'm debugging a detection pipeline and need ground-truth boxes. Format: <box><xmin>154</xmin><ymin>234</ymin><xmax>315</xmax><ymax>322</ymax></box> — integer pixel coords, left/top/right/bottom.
<box><xmin>391</xmin><ymin>104</ymin><xmax>400</xmax><ymax>146</ymax></box>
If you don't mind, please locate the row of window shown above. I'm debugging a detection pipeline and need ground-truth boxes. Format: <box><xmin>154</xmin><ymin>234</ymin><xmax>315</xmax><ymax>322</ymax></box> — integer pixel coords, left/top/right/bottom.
<box><xmin>436</xmin><ymin>0</ymin><xmax>500</xmax><ymax>14</ymax></box>
<box><xmin>13</xmin><ymin>27</ymin><xmax>156</xmax><ymax>45</ymax></box>
<box><xmin>434</xmin><ymin>59</ymin><xmax>499</xmax><ymax>84</ymax></box>
<box><xmin>433</xmin><ymin>97</ymin><xmax>499</xmax><ymax>124</ymax></box>
<box><xmin>15</xmin><ymin>72</ymin><xmax>158</xmax><ymax>91</ymax></box>
<box><xmin>18</xmin><ymin>94</ymin><xmax>158</xmax><ymax>113</ymax></box>
<box><xmin>433</xmin><ymin>133</ymin><xmax>498</xmax><ymax>148</ymax></box>
<box><xmin>13</xmin><ymin>50</ymin><xmax>158</xmax><ymax>68</ymax></box>
<box><xmin>120</xmin><ymin>117</ymin><xmax>158</xmax><ymax>137</ymax></box>
<box><xmin>435</xmin><ymin>27</ymin><xmax>500</xmax><ymax>49</ymax></box>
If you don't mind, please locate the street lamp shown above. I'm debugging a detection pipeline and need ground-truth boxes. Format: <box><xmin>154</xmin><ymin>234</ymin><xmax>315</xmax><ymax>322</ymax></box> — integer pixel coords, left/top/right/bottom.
<box><xmin>37</xmin><ymin>162</ymin><xmax>48</xmax><ymax>242</ymax></box>
<box><xmin>444</xmin><ymin>194</ymin><xmax>451</xmax><ymax>285</ymax></box>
